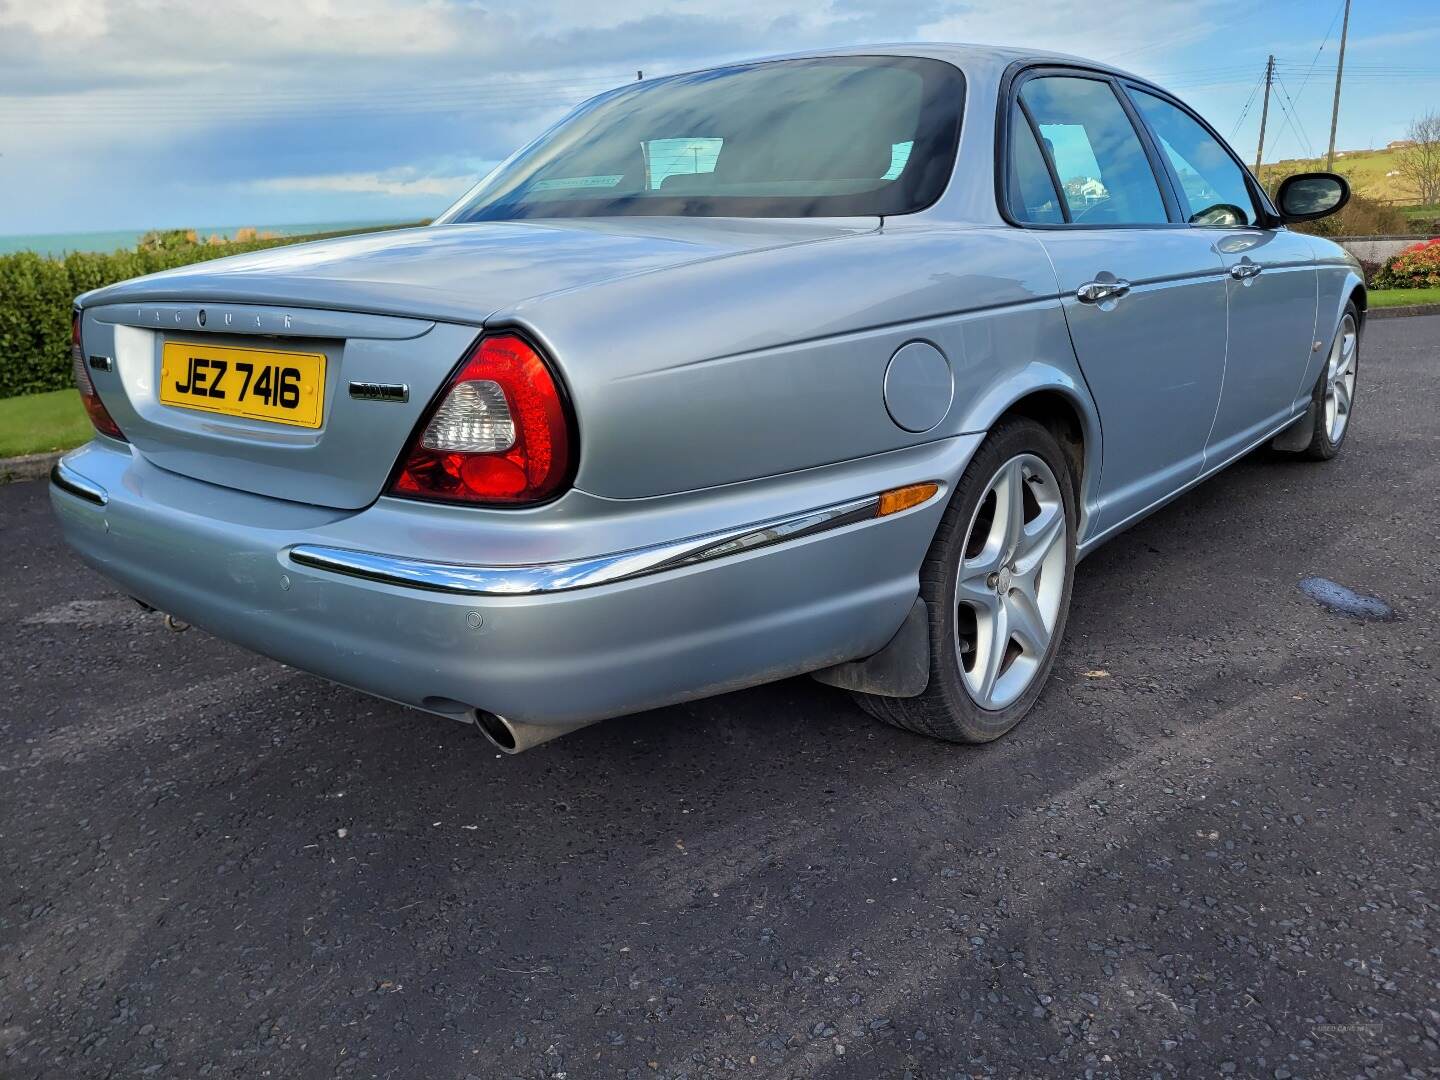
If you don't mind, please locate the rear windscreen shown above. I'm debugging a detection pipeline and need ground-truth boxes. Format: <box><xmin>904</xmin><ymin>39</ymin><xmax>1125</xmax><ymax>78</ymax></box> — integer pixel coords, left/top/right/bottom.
<box><xmin>443</xmin><ymin>56</ymin><xmax>964</xmax><ymax>221</ymax></box>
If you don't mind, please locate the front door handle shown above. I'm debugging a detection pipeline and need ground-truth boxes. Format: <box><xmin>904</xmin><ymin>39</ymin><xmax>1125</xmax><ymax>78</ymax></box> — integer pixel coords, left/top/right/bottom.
<box><xmin>1230</xmin><ymin>260</ymin><xmax>1263</xmax><ymax>280</ymax></box>
<box><xmin>1076</xmin><ymin>278</ymin><xmax>1132</xmax><ymax>304</ymax></box>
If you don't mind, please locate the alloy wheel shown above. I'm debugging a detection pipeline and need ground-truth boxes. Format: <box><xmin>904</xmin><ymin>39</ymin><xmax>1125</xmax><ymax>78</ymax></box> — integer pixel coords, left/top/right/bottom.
<box><xmin>1325</xmin><ymin>313</ymin><xmax>1358</xmax><ymax>444</ymax></box>
<box><xmin>954</xmin><ymin>453</ymin><xmax>1068</xmax><ymax>711</ymax></box>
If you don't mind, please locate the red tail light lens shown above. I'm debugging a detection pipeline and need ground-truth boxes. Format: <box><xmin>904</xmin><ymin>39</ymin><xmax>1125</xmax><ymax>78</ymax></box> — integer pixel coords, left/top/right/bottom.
<box><xmin>71</xmin><ymin>310</ymin><xmax>125</xmax><ymax>441</ymax></box>
<box><xmin>389</xmin><ymin>334</ymin><xmax>572</xmax><ymax>505</ymax></box>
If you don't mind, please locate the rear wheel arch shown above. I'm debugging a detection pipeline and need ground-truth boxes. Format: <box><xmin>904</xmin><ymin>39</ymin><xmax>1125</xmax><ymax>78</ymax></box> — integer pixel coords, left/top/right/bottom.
<box><xmin>1349</xmin><ymin>282</ymin><xmax>1367</xmax><ymax>324</ymax></box>
<box><xmin>988</xmin><ymin>387</ymin><xmax>1096</xmax><ymax>537</ymax></box>
<box><xmin>816</xmin><ymin>390</ymin><xmax>1095</xmax><ymax>707</ymax></box>
<box><xmin>848</xmin><ymin>415</ymin><xmax>1079</xmax><ymax>739</ymax></box>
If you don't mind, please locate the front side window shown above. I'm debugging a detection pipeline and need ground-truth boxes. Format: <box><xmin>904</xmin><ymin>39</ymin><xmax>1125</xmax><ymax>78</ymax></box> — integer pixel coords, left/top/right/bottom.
<box><xmin>1016</xmin><ymin>75</ymin><xmax>1169</xmax><ymax>226</ymax></box>
<box><xmin>443</xmin><ymin>57</ymin><xmax>963</xmax><ymax>221</ymax></box>
<box><xmin>1129</xmin><ymin>89</ymin><xmax>1259</xmax><ymax>227</ymax></box>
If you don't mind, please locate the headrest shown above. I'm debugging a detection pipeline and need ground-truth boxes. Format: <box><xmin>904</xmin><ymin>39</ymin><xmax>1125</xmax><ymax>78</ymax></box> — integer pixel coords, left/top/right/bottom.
<box><xmin>713</xmin><ymin>136</ymin><xmax>895</xmax><ymax>182</ymax></box>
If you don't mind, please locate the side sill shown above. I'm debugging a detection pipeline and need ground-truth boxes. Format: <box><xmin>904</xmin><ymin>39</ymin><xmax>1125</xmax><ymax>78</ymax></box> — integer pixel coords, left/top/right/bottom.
<box><xmin>1077</xmin><ymin>411</ymin><xmax>1303</xmax><ymax>559</ymax></box>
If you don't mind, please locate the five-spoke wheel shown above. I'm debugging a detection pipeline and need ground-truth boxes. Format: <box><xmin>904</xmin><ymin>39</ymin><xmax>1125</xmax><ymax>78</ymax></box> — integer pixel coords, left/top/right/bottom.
<box><xmin>1277</xmin><ymin>301</ymin><xmax>1360</xmax><ymax>461</ymax></box>
<box><xmin>851</xmin><ymin>417</ymin><xmax>1077</xmax><ymax>744</ymax></box>
<box><xmin>1324</xmin><ymin>311</ymin><xmax>1358</xmax><ymax>445</ymax></box>
<box><xmin>954</xmin><ymin>454</ymin><xmax>1067</xmax><ymax>711</ymax></box>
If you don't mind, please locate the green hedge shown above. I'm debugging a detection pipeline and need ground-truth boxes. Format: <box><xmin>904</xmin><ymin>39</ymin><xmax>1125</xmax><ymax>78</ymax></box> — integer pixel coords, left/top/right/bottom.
<box><xmin>0</xmin><ymin>225</ymin><xmax>412</xmax><ymax>399</ymax></box>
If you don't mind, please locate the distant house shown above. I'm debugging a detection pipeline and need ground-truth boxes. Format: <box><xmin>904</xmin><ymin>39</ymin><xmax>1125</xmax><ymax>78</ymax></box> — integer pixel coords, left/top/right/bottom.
<box><xmin>1063</xmin><ymin>176</ymin><xmax>1108</xmax><ymax>204</ymax></box>
<box><xmin>1387</xmin><ymin>139</ymin><xmax>1416</xmax><ymax>150</ymax></box>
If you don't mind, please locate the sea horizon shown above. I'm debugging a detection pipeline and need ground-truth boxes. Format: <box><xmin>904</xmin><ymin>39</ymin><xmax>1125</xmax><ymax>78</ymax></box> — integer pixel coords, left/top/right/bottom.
<box><xmin>0</xmin><ymin>219</ymin><xmax>406</xmax><ymax>258</ymax></box>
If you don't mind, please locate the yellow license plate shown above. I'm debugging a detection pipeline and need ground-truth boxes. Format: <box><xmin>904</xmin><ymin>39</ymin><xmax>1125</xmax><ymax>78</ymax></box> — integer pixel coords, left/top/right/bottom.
<box><xmin>159</xmin><ymin>342</ymin><xmax>326</xmax><ymax>429</ymax></box>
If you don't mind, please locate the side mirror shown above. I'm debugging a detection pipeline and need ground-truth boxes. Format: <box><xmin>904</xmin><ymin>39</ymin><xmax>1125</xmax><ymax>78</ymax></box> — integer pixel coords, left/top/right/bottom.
<box><xmin>1275</xmin><ymin>172</ymin><xmax>1350</xmax><ymax>223</ymax></box>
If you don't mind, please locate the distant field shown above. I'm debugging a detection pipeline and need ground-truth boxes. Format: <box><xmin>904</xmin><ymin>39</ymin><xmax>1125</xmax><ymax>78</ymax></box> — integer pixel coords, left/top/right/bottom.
<box><xmin>1401</xmin><ymin>204</ymin><xmax>1440</xmax><ymax>229</ymax></box>
<box><xmin>1262</xmin><ymin>145</ymin><xmax>1421</xmax><ymax>208</ymax></box>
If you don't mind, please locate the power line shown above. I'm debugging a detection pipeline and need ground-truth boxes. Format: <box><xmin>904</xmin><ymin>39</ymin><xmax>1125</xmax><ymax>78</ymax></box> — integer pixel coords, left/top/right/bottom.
<box><xmin>1102</xmin><ymin>27</ymin><xmax>1212</xmax><ymax>64</ymax></box>
<box><xmin>1274</xmin><ymin>64</ymin><xmax>1440</xmax><ymax>76</ymax></box>
<box><xmin>1271</xmin><ymin>73</ymin><xmax>1315</xmax><ymax>159</ymax></box>
<box><xmin>1228</xmin><ymin>69</ymin><xmax>1268</xmax><ymax>143</ymax></box>
<box><xmin>1292</xmin><ymin>0</ymin><xmax>1346</xmax><ymax>107</ymax></box>
<box><xmin>1103</xmin><ymin>0</ymin><xmax>1309</xmax><ymax>65</ymax></box>
<box><xmin>1142</xmin><ymin>63</ymin><xmax>1267</xmax><ymax>80</ymax></box>
<box><xmin>1285</xmin><ymin>80</ymin><xmax>1317</xmax><ymax>154</ymax></box>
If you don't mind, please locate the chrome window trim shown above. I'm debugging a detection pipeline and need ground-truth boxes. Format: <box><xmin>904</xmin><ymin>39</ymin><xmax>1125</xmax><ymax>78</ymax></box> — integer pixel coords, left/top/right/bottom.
<box><xmin>50</xmin><ymin>461</ymin><xmax>109</xmax><ymax>507</ymax></box>
<box><xmin>288</xmin><ymin>490</ymin><xmax>931</xmax><ymax>597</ymax></box>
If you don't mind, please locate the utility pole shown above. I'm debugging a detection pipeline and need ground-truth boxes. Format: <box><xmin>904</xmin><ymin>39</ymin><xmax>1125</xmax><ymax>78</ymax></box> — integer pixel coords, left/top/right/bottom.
<box><xmin>1326</xmin><ymin>0</ymin><xmax>1353</xmax><ymax>170</ymax></box>
<box><xmin>1255</xmin><ymin>54</ymin><xmax>1275</xmax><ymax>176</ymax></box>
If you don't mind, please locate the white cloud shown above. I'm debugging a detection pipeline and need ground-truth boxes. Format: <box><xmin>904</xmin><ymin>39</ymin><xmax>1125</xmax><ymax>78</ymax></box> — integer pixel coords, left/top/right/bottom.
<box><xmin>7</xmin><ymin>0</ymin><xmax>1399</xmax><ymax>233</ymax></box>
<box><xmin>0</xmin><ymin>0</ymin><xmax>109</xmax><ymax>38</ymax></box>
<box><xmin>0</xmin><ymin>0</ymin><xmax>1234</xmax><ymax>153</ymax></box>
<box><xmin>1346</xmin><ymin>22</ymin><xmax>1440</xmax><ymax>50</ymax></box>
<box><xmin>917</xmin><ymin>0</ymin><xmax>1231</xmax><ymax>69</ymax></box>
<box><xmin>251</xmin><ymin>168</ymin><xmax>477</xmax><ymax>198</ymax></box>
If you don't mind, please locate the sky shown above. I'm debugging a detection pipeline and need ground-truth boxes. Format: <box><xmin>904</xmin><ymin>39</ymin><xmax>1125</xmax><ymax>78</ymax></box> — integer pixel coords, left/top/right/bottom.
<box><xmin>1</xmin><ymin>0</ymin><xmax>1438</xmax><ymax>235</ymax></box>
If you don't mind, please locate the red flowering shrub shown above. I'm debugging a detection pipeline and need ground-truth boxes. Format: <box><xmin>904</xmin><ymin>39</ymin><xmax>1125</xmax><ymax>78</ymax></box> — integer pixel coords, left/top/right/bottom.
<box><xmin>1373</xmin><ymin>237</ymin><xmax>1440</xmax><ymax>288</ymax></box>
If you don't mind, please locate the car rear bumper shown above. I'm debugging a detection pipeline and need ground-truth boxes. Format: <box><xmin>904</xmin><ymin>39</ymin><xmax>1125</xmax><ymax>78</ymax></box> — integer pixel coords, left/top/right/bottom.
<box><xmin>49</xmin><ymin>437</ymin><xmax>978</xmax><ymax>726</ymax></box>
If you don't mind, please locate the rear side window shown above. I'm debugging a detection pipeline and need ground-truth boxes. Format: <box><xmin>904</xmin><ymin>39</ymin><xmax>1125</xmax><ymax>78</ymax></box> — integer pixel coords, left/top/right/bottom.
<box><xmin>1007</xmin><ymin>105</ymin><xmax>1065</xmax><ymax>224</ymax></box>
<box><xmin>1016</xmin><ymin>75</ymin><xmax>1169</xmax><ymax>226</ymax></box>
<box><xmin>1128</xmin><ymin>89</ymin><xmax>1259</xmax><ymax>227</ymax></box>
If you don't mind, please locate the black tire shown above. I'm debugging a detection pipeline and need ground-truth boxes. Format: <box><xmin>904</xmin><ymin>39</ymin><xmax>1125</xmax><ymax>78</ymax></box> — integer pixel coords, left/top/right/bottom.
<box><xmin>853</xmin><ymin>417</ymin><xmax>1077</xmax><ymax>743</ymax></box>
<box><xmin>1282</xmin><ymin>301</ymin><xmax>1360</xmax><ymax>462</ymax></box>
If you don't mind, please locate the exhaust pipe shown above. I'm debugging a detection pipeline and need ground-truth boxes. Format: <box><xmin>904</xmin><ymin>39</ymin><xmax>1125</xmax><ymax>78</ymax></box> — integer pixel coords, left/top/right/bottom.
<box><xmin>472</xmin><ymin>710</ymin><xmax>597</xmax><ymax>754</ymax></box>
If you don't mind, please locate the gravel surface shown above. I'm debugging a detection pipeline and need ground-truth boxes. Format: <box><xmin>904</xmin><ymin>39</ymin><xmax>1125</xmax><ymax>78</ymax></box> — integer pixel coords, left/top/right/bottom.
<box><xmin>2</xmin><ymin>316</ymin><xmax>1437</xmax><ymax>1079</ymax></box>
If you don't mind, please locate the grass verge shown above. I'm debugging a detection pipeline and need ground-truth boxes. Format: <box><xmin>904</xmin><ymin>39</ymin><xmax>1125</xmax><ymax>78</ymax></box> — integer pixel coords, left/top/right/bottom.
<box><xmin>0</xmin><ymin>388</ymin><xmax>91</xmax><ymax>457</ymax></box>
<box><xmin>1369</xmin><ymin>287</ymin><xmax>1440</xmax><ymax>309</ymax></box>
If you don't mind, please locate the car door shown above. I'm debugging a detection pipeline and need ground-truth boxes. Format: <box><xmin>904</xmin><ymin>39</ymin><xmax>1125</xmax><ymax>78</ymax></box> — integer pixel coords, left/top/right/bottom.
<box><xmin>1004</xmin><ymin>70</ymin><xmax>1229</xmax><ymax>538</ymax></box>
<box><xmin>1126</xmin><ymin>85</ymin><xmax>1319</xmax><ymax>467</ymax></box>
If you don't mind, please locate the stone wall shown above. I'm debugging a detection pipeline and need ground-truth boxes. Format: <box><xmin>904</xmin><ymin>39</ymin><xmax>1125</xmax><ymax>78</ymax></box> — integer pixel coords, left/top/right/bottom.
<box><xmin>1334</xmin><ymin>235</ymin><xmax>1436</xmax><ymax>265</ymax></box>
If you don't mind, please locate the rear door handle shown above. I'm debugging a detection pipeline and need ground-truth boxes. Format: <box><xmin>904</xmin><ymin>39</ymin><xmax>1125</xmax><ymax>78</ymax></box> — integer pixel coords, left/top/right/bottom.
<box><xmin>1076</xmin><ymin>278</ymin><xmax>1132</xmax><ymax>304</ymax></box>
<box><xmin>1230</xmin><ymin>261</ymin><xmax>1262</xmax><ymax>280</ymax></box>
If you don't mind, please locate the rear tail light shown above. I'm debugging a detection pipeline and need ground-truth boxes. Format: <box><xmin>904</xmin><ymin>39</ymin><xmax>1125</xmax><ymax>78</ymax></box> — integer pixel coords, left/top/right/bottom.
<box><xmin>389</xmin><ymin>333</ymin><xmax>572</xmax><ymax>505</ymax></box>
<box><xmin>71</xmin><ymin>310</ymin><xmax>126</xmax><ymax>441</ymax></box>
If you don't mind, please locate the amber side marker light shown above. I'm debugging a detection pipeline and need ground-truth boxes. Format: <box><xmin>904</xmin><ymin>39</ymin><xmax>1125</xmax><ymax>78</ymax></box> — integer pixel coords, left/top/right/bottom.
<box><xmin>876</xmin><ymin>482</ymin><xmax>940</xmax><ymax>517</ymax></box>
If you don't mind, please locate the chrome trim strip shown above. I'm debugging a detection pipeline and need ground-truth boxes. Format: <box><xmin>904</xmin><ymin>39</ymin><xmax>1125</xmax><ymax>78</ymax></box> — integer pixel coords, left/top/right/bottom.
<box><xmin>50</xmin><ymin>461</ymin><xmax>109</xmax><ymax>507</ymax></box>
<box><xmin>289</xmin><ymin>494</ymin><xmax>889</xmax><ymax>596</ymax></box>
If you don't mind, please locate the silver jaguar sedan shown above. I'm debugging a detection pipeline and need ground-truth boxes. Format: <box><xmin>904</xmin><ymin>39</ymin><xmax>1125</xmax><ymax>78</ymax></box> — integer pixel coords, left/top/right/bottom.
<box><xmin>51</xmin><ymin>44</ymin><xmax>1363</xmax><ymax>752</ymax></box>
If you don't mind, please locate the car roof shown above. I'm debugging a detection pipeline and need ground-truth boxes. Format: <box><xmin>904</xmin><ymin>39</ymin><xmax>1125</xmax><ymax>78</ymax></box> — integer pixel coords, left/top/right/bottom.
<box><xmin>655</xmin><ymin>41</ymin><xmax>1150</xmax><ymax>87</ymax></box>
